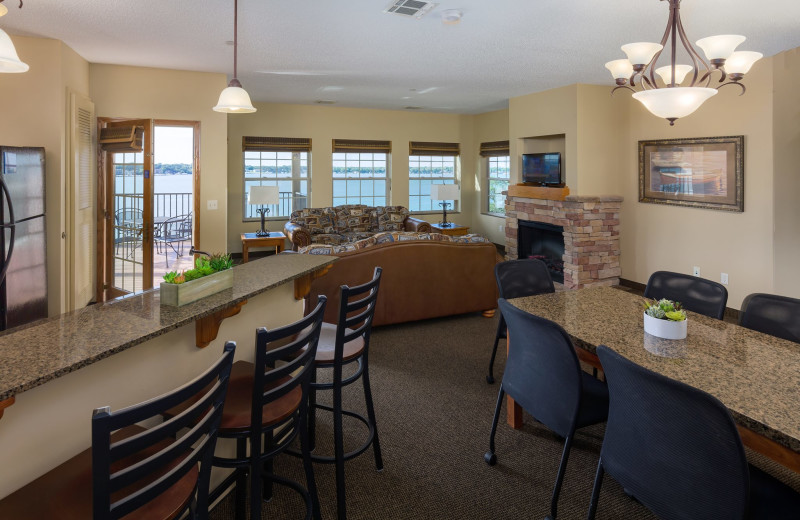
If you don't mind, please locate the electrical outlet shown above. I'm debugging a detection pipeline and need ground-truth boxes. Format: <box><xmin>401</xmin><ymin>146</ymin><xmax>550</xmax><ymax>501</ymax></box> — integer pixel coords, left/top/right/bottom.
<box><xmin>693</xmin><ymin>266</ymin><xmax>700</xmax><ymax>277</ymax></box>
<box><xmin>498</xmin><ymin>224</ymin><xmax>504</xmax><ymax>232</ymax></box>
<box><xmin>207</xmin><ymin>199</ymin><xmax>218</xmax><ymax>210</ymax></box>
<box><xmin>721</xmin><ymin>273</ymin><xmax>729</xmax><ymax>285</ymax></box>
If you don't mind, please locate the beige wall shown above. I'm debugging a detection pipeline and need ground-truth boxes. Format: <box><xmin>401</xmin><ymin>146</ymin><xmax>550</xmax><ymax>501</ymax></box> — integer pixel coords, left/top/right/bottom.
<box><xmin>226</xmin><ymin>103</ymin><xmax>473</xmax><ymax>252</ymax></box>
<box><xmin>471</xmin><ymin>109</ymin><xmax>509</xmax><ymax>243</ymax></box>
<box><xmin>89</xmin><ymin>65</ymin><xmax>229</xmax><ymax>254</ymax></box>
<box><xmin>0</xmin><ymin>36</ymin><xmax>89</xmax><ymax>316</ymax></box>
<box><xmin>772</xmin><ymin>47</ymin><xmax>800</xmax><ymax>298</ymax></box>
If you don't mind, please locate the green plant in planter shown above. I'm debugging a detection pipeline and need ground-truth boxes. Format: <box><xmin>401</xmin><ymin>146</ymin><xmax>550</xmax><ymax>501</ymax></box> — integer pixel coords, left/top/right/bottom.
<box><xmin>161</xmin><ymin>252</ymin><xmax>233</xmax><ymax>284</ymax></box>
<box><xmin>644</xmin><ymin>298</ymin><xmax>687</xmax><ymax>321</ymax></box>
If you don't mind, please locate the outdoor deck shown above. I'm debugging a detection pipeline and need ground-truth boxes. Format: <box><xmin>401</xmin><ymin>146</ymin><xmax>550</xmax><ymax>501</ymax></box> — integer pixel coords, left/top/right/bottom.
<box><xmin>113</xmin><ymin>240</ymin><xmax>195</xmax><ymax>293</ymax></box>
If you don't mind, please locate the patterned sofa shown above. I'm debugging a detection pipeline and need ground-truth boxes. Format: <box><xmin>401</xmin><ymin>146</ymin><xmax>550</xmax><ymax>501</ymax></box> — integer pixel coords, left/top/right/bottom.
<box><xmin>283</xmin><ymin>204</ymin><xmax>431</xmax><ymax>251</ymax></box>
<box><xmin>299</xmin><ymin>231</ymin><xmax>500</xmax><ymax>326</ymax></box>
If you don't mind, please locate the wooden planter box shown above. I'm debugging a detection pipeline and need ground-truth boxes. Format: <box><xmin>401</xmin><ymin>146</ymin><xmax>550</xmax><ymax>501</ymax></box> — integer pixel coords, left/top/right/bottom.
<box><xmin>160</xmin><ymin>269</ymin><xmax>234</xmax><ymax>307</ymax></box>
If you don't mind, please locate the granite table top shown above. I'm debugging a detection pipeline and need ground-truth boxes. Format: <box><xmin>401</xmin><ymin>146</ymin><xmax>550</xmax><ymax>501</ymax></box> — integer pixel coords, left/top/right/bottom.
<box><xmin>509</xmin><ymin>286</ymin><xmax>800</xmax><ymax>455</ymax></box>
<box><xmin>0</xmin><ymin>253</ymin><xmax>337</xmax><ymax>402</ymax></box>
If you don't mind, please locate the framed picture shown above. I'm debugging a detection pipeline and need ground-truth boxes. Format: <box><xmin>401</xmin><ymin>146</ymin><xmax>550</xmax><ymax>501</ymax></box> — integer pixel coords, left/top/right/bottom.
<box><xmin>639</xmin><ymin>136</ymin><xmax>744</xmax><ymax>212</ymax></box>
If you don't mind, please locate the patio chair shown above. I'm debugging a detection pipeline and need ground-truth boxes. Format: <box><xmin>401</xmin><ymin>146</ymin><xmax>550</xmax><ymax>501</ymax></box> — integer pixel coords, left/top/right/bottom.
<box><xmin>114</xmin><ymin>208</ymin><xmax>142</xmax><ymax>259</ymax></box>
<box><xmin>155</xmin><ymin>214</ymin><xmax>192</xmax><ymax>268</ymax></box>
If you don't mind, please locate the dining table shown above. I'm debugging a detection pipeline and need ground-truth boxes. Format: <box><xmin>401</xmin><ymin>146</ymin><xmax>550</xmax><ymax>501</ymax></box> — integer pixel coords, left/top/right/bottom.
<box><xmin>506</xmin><ymin>286</ymin><xmax>800</xmax><ymax>473</ymax></box>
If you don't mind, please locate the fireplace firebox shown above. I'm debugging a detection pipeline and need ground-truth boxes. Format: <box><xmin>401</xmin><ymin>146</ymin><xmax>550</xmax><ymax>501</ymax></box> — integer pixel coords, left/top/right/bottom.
<box><xmin>517</xmin><ymin>220</ymin><xmax>565</xmax><ymax>283</ymax></box>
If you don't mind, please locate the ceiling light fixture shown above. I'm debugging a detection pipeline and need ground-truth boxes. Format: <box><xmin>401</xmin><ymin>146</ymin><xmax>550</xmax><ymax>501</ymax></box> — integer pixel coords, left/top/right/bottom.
<box><xmin>0</xmin><ymin>0</ymin><xmax>28</xmax><ymax>73</ymax></box>
<box><xmin>441</xmin><ymin>9</ymin><xmax>462</xmax><ymax>25</ymax></box>
<box><xmin>605</xmin><ymin>0</ymin><xmax>761</xmax><ymax>126</ymax></box>
<box><xmin>213</xmin><ymin>0</ymin><xmax>256</xmax><ymax>114</ymax></box>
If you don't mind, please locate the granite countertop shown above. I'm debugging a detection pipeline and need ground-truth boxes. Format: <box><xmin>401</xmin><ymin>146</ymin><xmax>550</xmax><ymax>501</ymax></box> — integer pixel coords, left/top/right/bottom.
<box><xmin>509</xmin><ymin>286</ymin><xmax>800</xmax><ymax>454</ymax></box>
<box><xmin>0</xmin><ymin>254</ymin><xmax>336</xmax><ymax>401</ymax></box>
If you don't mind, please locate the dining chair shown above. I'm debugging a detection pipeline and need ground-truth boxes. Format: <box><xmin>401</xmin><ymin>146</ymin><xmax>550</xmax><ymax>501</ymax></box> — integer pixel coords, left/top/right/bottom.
<box><xmin>306</xmin><ymin>267</ymin><xmax>383</xmax><ymax>520</ymax></box>
<box><xmin>209</xmin><ymin>297</ymin><xmax>327</xmax><ymax>520</ymax></box>
<box><xmin>0</xmin><ymin>343</ymin><xmax>236</xmax><ymax>520</ymax></box>
<box><xmin>487</xmin><ymin>258</ymin><xmax>555</xmax><ymax>384</ymax></box>
<box><xmin>739</xmin><ymin>293</ymin><xmax>800</xmax><ymax>343</ymax></box>
<box><xmin>486</xmin><ymin>299</ymin><xmax>608</xmax><ymax>520</ymax></box>
<box><xmin>643</xmin><ymin>270</ymin><xmax>728</xmax><ymax>319</ymax></box>
<box><xmin>587</xmin><ymin>345</ymin><xmax>800</xmax><ymax>520</ymax></box>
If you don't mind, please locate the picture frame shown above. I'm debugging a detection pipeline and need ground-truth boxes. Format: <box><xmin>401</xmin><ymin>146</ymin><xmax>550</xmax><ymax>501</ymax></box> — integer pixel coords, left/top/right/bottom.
<box><xmin>638</xmin><ymin>136</ymin><xmax>744</xmax><ymax>212</ymax></box>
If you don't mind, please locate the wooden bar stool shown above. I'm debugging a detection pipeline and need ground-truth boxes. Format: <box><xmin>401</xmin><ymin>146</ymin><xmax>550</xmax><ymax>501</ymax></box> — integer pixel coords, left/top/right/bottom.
<box><xmin>0</xmin><ymin>343</ymin><xmax>236</xmax><ymax>520</ymax></box>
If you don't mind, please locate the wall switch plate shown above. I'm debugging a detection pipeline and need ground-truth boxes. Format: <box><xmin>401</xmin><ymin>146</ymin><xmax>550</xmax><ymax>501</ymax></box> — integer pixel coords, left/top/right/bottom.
<box><xmin>207</xmin><ymin>199</ymin><xmax>218</xmax><ymax>210</ymax></box>
<box><xmin>693</xmin><ymin>266</ymin><xmax>700</xmax><ymax>277</ymax></box>
<box><xmin>721</xmin><ymin>273</ymin><xmax>729</xmax><ymax>285</ymax></box>
<box><xmin>498</xmin><ymin>224</ymin><xmax>504</xmax><ymax>232</ymax></box>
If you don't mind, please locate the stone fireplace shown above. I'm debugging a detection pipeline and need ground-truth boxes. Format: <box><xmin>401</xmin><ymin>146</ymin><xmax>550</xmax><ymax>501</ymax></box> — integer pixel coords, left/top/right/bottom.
<box><xmin>504</xmin><ymin>187</ymin><xmax>622</xmax><ymax>289</ymax></box>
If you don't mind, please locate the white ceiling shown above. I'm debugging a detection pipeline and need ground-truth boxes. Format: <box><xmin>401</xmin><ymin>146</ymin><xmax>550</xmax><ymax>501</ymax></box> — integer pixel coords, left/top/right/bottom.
<box><xmin>2</xmin><ymin>0</ymin><xmax>799</xmax><ymax>114</ymax></box>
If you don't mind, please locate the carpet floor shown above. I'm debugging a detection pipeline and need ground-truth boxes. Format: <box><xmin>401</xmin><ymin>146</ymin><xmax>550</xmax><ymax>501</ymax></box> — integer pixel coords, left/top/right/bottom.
<box><xmin>210</xmin><ymin>311</ymin><xmax>800</xmax><ymax>520</ymax></box>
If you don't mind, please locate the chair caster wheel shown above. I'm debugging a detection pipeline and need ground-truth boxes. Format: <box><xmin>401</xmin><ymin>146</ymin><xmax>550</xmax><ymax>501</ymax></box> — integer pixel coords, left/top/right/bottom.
<box><xmin>486</xmin><ymin>375</ymin><xmax>495</xmax><ymax>384</ymax></box>
<box><xmin>484</xmin><ymin>451</ymin><xmax>497</xmax><ymax>466</ymax></box>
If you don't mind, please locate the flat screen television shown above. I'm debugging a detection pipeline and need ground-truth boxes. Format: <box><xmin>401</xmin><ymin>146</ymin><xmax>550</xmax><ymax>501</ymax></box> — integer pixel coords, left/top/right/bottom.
<box><xmin>522</xmin><ymin>153</ymin><xmax>562</xmax><ymax>186</ymax></box>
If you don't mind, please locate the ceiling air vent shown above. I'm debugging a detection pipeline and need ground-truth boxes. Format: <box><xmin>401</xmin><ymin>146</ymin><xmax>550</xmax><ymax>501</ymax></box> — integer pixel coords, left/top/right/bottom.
<box><xmin>384</xmin><ymin>0</ymin><xmax>437</xmax><ymax>19</ymax></box>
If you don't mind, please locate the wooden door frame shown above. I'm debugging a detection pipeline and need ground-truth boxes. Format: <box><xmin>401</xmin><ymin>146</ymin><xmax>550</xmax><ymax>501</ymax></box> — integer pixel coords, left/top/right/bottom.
<box><xmin>95</xmin><ymin>118</ymin><xmax>201</xmax><ymax>302</ymax></box>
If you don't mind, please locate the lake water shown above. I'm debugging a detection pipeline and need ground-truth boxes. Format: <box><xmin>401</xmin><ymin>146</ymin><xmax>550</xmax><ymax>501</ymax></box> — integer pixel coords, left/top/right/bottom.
<box><xmin>115</xmin><ymin>173</ymin><xmax>192</xmax><ymax>194</ymax></box>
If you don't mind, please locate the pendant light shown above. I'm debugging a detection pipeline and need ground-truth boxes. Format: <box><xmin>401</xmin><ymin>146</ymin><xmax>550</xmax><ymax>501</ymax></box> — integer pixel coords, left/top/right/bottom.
<box><xmin>213</xmin><ymin>0</ymin><xmax>256</xmax><ymax>113</ymax></box>
<box><xmin>0</xmin><ymin>0</ymin><xmax>29</xmax><ymax>73</ymax></box>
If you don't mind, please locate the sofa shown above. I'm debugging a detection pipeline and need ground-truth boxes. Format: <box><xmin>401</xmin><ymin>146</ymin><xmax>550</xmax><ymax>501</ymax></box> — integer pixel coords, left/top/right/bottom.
<box><xmin>299</xmin><ymin>231</ymin><xmax>499</xmax><ymax>327</ymax></box>
<box><xmin>284</xmin><ymin>204</ymin><xmax>431</xmax><ymax>251</ymax></box>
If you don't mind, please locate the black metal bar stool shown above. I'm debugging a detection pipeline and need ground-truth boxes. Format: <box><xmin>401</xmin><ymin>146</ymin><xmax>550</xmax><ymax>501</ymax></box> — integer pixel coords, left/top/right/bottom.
<box><xmin>0</xmin><ymin>343</ymin><xmax>236</xmax><ymax>520</ymax></box>
<box><xmin>209</xmin><ymin>297</ymin><xmax>327</xmax><ymax>520</ymax></box>
<box><xmin>307</xmin><ymin>266</ymin><xmax>383</xmax><ymax>520</ymax></box>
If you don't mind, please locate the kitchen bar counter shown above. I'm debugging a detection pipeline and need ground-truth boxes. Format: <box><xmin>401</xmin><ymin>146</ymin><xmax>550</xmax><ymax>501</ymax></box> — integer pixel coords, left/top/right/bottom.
<box><xmin>0</xmin><ymin>253</ymin><xmax>336</xmax><ymax>402</ymax></box>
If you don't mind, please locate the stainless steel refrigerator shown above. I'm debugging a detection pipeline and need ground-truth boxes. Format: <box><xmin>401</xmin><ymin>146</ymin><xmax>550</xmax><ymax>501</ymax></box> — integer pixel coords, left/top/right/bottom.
<box><xmin>0</xmin><ymin>146</ymin><xmax>48</xmax><ymax>331</ymax></box>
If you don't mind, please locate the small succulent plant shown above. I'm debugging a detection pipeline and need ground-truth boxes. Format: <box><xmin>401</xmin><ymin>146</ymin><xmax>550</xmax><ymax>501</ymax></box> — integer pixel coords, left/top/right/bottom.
<box><xmin>162</xmin><ymin>251</ymin><xmax>233</xmax><ymax>284</ymax></box>
<box><xmin>644</xmin><ymin>298</ymin><xmax>687</xmax><ymax>322</ymax></box>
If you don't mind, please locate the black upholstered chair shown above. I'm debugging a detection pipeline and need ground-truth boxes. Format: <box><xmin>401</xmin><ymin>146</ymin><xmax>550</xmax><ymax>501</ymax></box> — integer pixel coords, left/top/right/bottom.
<box><xmin>307</xmin><ymin>267</ymin><xmax>383</xmax><ymax>520</ymax></box>
<box><xmin>643</xmin><ymin>270</ymin><xmax>728</xmax><ymax>319</ymax></box>
<box><xmin>587</xmin><ymin>345</ymin><xmax>800</xmax><ymax>520</ymax></box>
<box><xmin>486</xmin><ymin>299</ymin><xmax>608</xmax><ymax>520</ymax></box>
<box><xmin>210</xmin><ymin>298</ymin><xmax>327</xmax><ymax>520</ymax></box>
<box><xmin>739</xmin><ymin>293</ymin><xmax>800</xmax><ymax>343</ymax></box>
<box><xmin>0</xmin><ymin>343</ymin><xmax>236</xmax><ymax>520</ymax></box>
<box><xmin>487</xmin><ymin>258</ymin><xmax>555</xmax><ymax>384</ymax></box>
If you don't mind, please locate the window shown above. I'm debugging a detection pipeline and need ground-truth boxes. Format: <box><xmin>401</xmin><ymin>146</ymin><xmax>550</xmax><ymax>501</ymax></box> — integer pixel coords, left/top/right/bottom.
<box><xmin>481</xmin><ymin>140</ymin><xmax>510</xmax><ymax>215</ymax></box>
<box><xmin>242</xmin><ymin>137</ymin><xmax>311</xmax><ymax>219</ymax></box>
<box><xmin>408</xmin><ymin>141</ymin><xmax>460</xmax><ymax>213</ymax></box>
<box><xmin>332</xmin><ymin>139</ymin><xmax>391</xmax><ymax>207</ymax></box>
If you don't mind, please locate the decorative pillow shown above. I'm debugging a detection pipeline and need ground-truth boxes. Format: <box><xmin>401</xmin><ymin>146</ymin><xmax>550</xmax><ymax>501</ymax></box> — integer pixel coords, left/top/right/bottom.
<box><xmin>333</xmin><ymin>204</ymin><xmax>374</xmax><ymax>232</ymax></box>
<box><xmin>375</xmin><ymin>206</ymin><xmax>410</xmax><ymax>232</ymax></box>
<box><xmin>290</xmin><ymin>208</ymin><xmax>335</xmax><ymax>235</ymax></box>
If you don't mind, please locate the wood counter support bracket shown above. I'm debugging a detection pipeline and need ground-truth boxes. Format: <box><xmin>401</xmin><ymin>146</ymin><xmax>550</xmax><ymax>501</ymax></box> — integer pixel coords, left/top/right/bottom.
<box><xmin>195</xmin><ymin>300</ymin><xmax>248</xmax><ymax>349</ymax></box>
<box><xmin>0</xmin><ymin>396</ymin><xmax>14</xmax><ymax>420</ymax></box>
<box><xmin>738</xmin><ymin>425</ymin><xmax>800</xmax><ymax>474</ymax></box>
<box><xmin>294</xmin><ymin>263</ymin><xmax>333</xmax><ymax>300</ymax></box>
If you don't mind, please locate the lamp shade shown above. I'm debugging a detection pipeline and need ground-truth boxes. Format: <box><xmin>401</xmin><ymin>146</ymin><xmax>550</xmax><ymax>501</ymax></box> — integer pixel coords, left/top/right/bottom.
<box><xmin>0</xmin><ymin>28</ymin><xmax>29</xmax><ymax>73</ymax></box>
<box><xmin>725</xmin><ymin>51</ymin><xmax>763</xmax><ymax>74</ymax></box>
<box><xmin>430</xmin><ymin>184</ymin><xmax>459</xmax><ymax>201</ymax></box>
<box><xmin>632</xmin><ymin>87</ymin><xmax>717</xmax><ymax>121</ymax></box>
<box><xmin>621</xmin><ymin>42</ymin><xmax>663</xmax><ymax>66</ymax></box>
<box><xmin>213</xmin><ymin>84</ymin><xmax>257</xmax><ymax>113</ymax></box>
<box><xmin>248</xmin><ymin>185</ymin><xmax>279</xmax><ymax>205</ymax></box>
<box><xmin>605</xmin><ymin>59</ymin><xmax>634</xmax><ymax>80</ymax></box>
<box><xmin>655</xmin><ymin>64</ymin><xmax>694</xmax><ymax>85</ymax></box>
<box><xmin>696</xmin><ymin>35</ymin><xmax>745</xmax><ymax>61</ymax></box>
<box><xmin>0</xmin><ymin>4</ymin><xmax>8</xmax><ymax>16</ymax></box>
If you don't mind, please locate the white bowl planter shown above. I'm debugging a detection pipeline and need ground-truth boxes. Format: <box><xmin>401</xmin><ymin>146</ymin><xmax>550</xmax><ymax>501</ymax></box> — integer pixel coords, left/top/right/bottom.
<box><xmin>643</xmin><ymin>312</ymin><xmax>687</xmax><ymax>340</ymax></box>
<box><xmin>160</xmin><ymin>269</ymin><xmax>234</xmax><ymax>307</ymax></box>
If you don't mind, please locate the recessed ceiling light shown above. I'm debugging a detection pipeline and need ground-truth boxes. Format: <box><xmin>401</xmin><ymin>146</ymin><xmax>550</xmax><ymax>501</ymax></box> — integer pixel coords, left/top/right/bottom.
<box><xmin>441</xmin><ymin>9</ymin><xmax>462</xmax><ymax>25</ymax></box>
<box><xmin>315</xmin><ymin>100</ymin><xmax>336</xmax><ymax>104</ymax></box>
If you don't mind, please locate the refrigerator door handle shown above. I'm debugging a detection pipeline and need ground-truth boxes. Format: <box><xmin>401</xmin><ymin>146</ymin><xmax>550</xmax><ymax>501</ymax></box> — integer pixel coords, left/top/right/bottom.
<box><xmin>0</xmin><ymin>176</ymin><xmax>16</xmax><ymax>284</ymax></box>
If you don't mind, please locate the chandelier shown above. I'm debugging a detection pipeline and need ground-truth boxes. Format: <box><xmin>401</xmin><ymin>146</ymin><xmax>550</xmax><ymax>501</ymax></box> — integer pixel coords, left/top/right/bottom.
<box><xmin>605</xmin><ymin>0</ymin><xmax>762</xmax><ymax>125</ymax></box>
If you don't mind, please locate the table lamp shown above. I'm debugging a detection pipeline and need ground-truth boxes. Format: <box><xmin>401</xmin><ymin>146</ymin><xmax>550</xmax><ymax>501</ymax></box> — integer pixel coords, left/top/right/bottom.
<box><xmin>248</xmin><ymin>185</ymin><xmax>279</xmax><ymax>236</ymax></box>
<box><xmin>430</xmin><ymin>184</ymin><xmax>459</xmax><ymax>227</ymax></box>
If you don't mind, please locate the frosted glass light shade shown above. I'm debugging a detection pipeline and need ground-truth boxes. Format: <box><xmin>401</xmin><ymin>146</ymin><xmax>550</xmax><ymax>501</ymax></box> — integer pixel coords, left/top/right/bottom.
<box><xmin>632</xmin><ymin>87</ymin><xmax>718</xmax><ymax>121</ymax></box>
<box><xmin>430</xmin><ymin>183</ymin><xmax>459</xmax><ymax>201</ymax></box>
<box><xmin>655</xmin><ymin>64</ymin><xmax>694</xmax><ymax>85</ymax></box>
<box><xmin>621</xmin><ymin>42</ymin><xmax>663</xmax><ymax>66</ymax></box>
<box><xmin>0</xmin><ymin>4</ymin><xmax>7</xmax><ymax>16</ymax></box>
<box><xmin>605</xmin><ymin>59</ymin><xmax>634</xmax><ymax>80</ymax></box>
<box><xmin>0</xmin><ymin>28</ymin><xmax>29</xmax><ymax>73</ymax></box>
<box><xmin>725</xmin><ymin>51</ymin><xmax>763</xmax><ymax>74</ymax></box>
<box><xmin>213</xmin><ymin>85</ymin><xmax>257</xmax><ymax>113</ymax></box>
<box><xmin>248</xmin><ymin>185</ymin><xmax>279</xmax><ymax>205</ymax></box>
<box><xmin>696</xmin><ymin>35</ymin><xmax>745</xmax><ymax>61</ymax></box>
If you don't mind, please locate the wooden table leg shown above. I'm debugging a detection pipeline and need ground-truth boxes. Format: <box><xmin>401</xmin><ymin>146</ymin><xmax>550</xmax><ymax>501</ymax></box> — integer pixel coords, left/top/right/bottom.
<box><xmin>242</xmin><ymin>244</ymin><xmax>249</xmax><ymax>263</ymax></box>
<box><xmin>505</xmin><ymin>334</ymin><xmax>523</xmax><ymax>429</ymax></box>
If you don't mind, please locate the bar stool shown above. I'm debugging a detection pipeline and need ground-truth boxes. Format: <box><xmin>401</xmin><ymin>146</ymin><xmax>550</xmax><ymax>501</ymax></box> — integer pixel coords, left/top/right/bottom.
<box><xmin>0</xmin><ymin>343</ymin><xmax>236</xmax><ymax>520</ymax></box>
<box><xmin>306</xmin><ymin>267</ymin><xmax>383</xmax><ymax>520</ymax></box>
<box><xmin>210</xmin><ymin>297</ymin><xmax>327</xmax><ymax>520</ymax></box>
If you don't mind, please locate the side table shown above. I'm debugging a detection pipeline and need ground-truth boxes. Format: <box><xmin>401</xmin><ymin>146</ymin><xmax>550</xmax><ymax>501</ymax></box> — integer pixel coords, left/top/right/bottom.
<box><xmin>430</xmin><ymin>223</ymin><xmax>470</xmax><ymax>237</ymax></box>
<box><xmin>241</xmin><ymin>232</ymin><xmax>286</xmax><ymax>262</ymax></box>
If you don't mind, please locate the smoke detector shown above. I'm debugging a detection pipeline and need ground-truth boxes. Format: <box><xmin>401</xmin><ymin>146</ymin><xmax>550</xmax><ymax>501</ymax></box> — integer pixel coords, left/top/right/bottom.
<box><xmin>384</xmin><ymin>0</ymin><xmax>438</xmax><ymax>19</ymax></box>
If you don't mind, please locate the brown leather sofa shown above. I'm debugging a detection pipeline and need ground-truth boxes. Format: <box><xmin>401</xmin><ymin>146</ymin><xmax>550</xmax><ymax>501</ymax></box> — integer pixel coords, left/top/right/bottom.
<box><xmin>304</xmin><ymin>235</ymin><xmax>499</xmax><ymax>327</ymax></box>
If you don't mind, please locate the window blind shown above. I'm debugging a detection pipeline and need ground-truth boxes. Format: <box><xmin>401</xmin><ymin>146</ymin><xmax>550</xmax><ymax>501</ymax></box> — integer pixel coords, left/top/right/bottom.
<box><xmin>99</xmin><ymin>126</ymin><xmax>143</xmax><ymax>152</ymax></box>
<box><xmin>242</xmin><ymin>136</ymin><xmax>312</xmax><ymax>152</ymax></box>
<box><xmin>479</xmin><ymin>140</ymin><xmax>510</xmax><ymax>157</ymax></box>
<box><xmin>408</xmin><ymin>141</ymin><xmax>460</xmax><ymax>157</ymax></box>
<box><xmin>331</xmin><ymin>139</ymin><xmax>392</xmax><ymax>154</ymax></box>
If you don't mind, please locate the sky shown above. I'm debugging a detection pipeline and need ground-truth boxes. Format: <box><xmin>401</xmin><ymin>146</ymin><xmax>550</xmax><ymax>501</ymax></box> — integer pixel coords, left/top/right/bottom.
<box><xmin>154</xmin><ymin>126</ymin><xmax>194</xmax><ymax>164</ymax></box>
